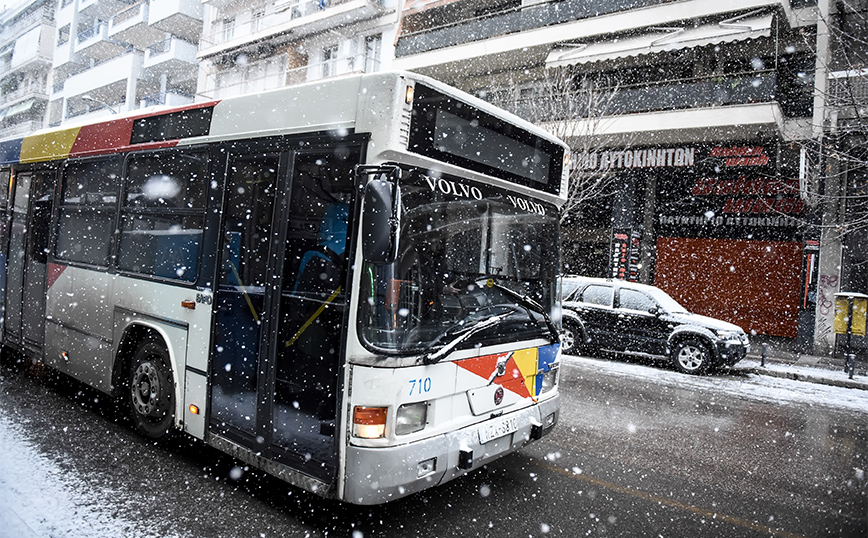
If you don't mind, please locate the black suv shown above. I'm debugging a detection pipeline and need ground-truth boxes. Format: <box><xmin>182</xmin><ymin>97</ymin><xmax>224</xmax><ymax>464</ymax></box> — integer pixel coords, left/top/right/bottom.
<box><xmin>559</xmin><ymin>276</ymin><xmax>750</xmax><ymax>374</ymax></box>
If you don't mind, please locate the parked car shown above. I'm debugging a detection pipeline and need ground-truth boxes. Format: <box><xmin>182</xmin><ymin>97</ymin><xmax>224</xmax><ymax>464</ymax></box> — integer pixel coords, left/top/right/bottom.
<box><xmin>559</xmin><ymin>276</ymin><xmax>750</xmax><ymax>374</ymax></box>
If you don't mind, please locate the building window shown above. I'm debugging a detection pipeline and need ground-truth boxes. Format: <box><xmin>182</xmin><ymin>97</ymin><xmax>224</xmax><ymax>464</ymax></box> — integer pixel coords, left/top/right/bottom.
<box><xmin>364</xmin><ymin>34</ymin><xmax>381</xmax><ymax>73</ymax></box>
<box><xmin>222</xmin><ymin>17</ymin><xmax>235</xmax><ymax>42</ymax></box>
<box><xmin>57</xmin><ymin>24</ymin><xmax>70</xmax><ymax>46</ymax></box>
<box><xmin>322</xmin><ymin>44</ymin><xmax>338</xmax><ymax>78</ymax></box>
<box><xmin>252</xmin><ymin>8</ymin><xmax>265</xmax><ymax>32</ymax></box>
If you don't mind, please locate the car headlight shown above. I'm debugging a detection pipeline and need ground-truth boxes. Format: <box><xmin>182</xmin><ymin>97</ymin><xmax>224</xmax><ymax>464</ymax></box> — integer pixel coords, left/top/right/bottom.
<box><xmin>716</xmin><ymin>330</ymin><xmax>743</xmax><ymax>341</ymax></box>
<box><xmin>395</xmin><ymin>401</ymin><xmax>428</xmax><ymax>435</ymax></box>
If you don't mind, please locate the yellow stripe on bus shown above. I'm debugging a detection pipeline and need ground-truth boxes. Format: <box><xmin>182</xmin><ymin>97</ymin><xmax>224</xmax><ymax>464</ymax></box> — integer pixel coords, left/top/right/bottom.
<box><xmin>20</xmin><ymin>127</ymin><xmax>81</xmax><ymax>163</ymax></box>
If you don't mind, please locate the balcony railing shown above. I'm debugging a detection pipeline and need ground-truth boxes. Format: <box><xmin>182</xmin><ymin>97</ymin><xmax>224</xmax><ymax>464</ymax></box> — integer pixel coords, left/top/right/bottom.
<box><xmin>199</xmin><ymin>0</ymin><xmax>383</xmax><ymax>49</ymax></box>
<box><xmin>828</xmin><ymin>70</ymin><xmax>868</xmax><ymax>112</ymax></box>
<box><xmin>112</xmin><ymin>1</ymin><xmax>147</xmax><ymax>27</ymax></box>
<box><xmin>0</xmin><ymin>8</ymin><xmax>54</xmax><ymax>46</ymax></box>
<box><xmin>205</xmin><ymin>55</ymin><xmax>381</xmax><ymax>98</ymax></box>
<box><xmin>140</xmin><ymin>89</ymin><xmax>194</xmax><ymax>107</ymax></box>
<box><xmin>396</xmin><ymin>0</ymin><xmax>675</xmax><ymax>57</ymax></box>
<box><xmin>396</xmin><ymin>0</ymin><xmax>817</xmax><ymax>58</ymax></box>
<box><xmin>67</xmin><ymin>97</ymin><xmax>126</xmax><ymax>119</ymax></box>
<box><xmin>501</xmin><ymin>71</ymin><xmax>798</xmax><ymax>123</ymax></box>
<box><xmin>76</xmin><ymin>23</ymin><xmax>108</xmax><ymax>44</ymax></box>
<box><xmin>65</xmin><ymin>46</ymin><xmax>136</xmax><ymax>78</ymax></box>
<box><xmin>146</xmin><ymin>38</ymin><xmax>172</xmax><ymax>56</ymax></box>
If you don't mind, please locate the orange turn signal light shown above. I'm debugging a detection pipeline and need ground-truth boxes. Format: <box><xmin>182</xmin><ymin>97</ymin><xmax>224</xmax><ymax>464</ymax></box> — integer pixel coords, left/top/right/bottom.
<box><xmin>353</xmin><ymin>406</ymin><xmax>387</xmax><ymax>438</ymax></box>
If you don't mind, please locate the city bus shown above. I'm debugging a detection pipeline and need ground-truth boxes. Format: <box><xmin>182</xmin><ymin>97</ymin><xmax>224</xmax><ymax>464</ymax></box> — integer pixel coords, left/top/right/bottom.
<box><xmin>0</xmin><ymin>71</ymin><xmax>568</xmax><ymax>504</ymax></box>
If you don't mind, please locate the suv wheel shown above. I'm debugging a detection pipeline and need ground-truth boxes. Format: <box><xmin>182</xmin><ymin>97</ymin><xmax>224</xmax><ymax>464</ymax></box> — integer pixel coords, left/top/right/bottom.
<box><xmin>560</xmin><ymin>319</ymin><xmax>581</xmax><ymax>355</ymax></box>
<box><xmin>672</xmin><ymin>338</ymin><xmax>711</xmax><ymax>375</ymax></box>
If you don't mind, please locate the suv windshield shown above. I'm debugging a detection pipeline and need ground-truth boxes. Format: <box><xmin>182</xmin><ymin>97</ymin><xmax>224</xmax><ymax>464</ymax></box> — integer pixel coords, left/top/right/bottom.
<box><xmin>360</xmin><ymin>170</ymin><xmax>560</xmax><ymax>355</ymax></box>
<box><xmin>644</xmin><ymin>286</ymin><xmax>688</xmax><ymax>313</ymax></box>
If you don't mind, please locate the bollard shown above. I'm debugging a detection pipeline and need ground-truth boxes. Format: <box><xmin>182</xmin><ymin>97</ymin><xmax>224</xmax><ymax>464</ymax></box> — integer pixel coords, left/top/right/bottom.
<box><xmin>846</xmin><ymin>353</ymin><xmax>856</xmax><ymax>380</ymax></box>
<box><xmin>761</xmin><ymin>343</ymin><xmax>768</xmax><ymax>368</ymax></box>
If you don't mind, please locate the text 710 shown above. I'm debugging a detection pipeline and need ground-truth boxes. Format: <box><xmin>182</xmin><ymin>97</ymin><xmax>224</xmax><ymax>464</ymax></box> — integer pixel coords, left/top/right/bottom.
<box><xmin>409</xmin><ymin>377</ymin><xmax>432</xmax><ymax>396</ymax></box>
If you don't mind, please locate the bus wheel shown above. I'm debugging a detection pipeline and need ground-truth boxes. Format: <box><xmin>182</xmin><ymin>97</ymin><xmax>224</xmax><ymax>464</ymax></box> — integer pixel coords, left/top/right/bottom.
<box><xmin>128</xmin><ymin>337</ymin><xmax>175</xmax><ymax>439</ymax></box>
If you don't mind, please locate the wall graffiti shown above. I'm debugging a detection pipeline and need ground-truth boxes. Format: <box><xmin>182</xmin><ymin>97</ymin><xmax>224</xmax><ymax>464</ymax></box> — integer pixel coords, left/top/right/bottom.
<box><xmin>816</xmin><ymin>274</ymin><xmax>839</xmax><ymax>349</ymax></box>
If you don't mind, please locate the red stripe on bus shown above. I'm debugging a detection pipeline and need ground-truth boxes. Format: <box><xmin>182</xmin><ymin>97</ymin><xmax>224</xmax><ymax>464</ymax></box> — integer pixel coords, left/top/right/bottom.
<box><xmin>69</xmin><ymin>119</ymin><xmax>135</xmax><ymax>157</ymax></box>
<box><xmin>67</xmin><ymin>100</ymin><xmax>221</xmax><ymax>158</ymax></box>
<box><xmin>46</xmin><ymin>262</ymin><xmax>66</xmax><ymax>291</ymax></box>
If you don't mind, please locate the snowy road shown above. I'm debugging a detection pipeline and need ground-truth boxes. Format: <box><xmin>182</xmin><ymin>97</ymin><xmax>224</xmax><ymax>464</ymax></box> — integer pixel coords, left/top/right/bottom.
<box><xmin>1</xmin><ymin>355</ymin><xmax>866</xmax><ymax>537</ymax></box>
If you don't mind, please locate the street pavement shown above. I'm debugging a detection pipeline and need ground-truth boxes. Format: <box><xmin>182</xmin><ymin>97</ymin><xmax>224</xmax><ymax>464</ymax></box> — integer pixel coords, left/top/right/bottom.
<box><xmin>1</xmin><ymin>340</ymin><xmax>866</xmax><ymax>538</ymax></box>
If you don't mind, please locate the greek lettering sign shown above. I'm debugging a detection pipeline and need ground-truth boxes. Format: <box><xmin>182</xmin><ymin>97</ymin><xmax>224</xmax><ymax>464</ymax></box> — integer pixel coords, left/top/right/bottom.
<box><xmin>573</xmin><ymin>141</ymin><xmax>808</xmax><ymax>240</ymax></box>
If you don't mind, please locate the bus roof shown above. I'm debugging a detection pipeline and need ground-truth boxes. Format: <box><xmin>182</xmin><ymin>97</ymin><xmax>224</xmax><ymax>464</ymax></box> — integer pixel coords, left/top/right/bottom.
<box><xmin>0</xmin><ymin>72</ymin><xmax>567</xmax><ymax>166</ymax></box>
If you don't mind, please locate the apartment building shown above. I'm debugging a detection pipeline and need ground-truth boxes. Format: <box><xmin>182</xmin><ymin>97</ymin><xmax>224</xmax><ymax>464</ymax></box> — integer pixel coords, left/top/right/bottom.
<box><xmin>0</xmin><ymin>0</ymin><xmax>55</xmax><ymax>140</ymax></box>
<box><xmin>49</xmin><ymin>0</ymin><xmax>203</xmax><ymax>124</ymax></box>
<box><xmin>391</xmin><ymin>0</ymin><xmax>861</xmax><ymax>354</ymax></box>
<box><xmin>196</xmin><ymin>0</ymin><xmax>398</xmax><ymax>100</ymax></box>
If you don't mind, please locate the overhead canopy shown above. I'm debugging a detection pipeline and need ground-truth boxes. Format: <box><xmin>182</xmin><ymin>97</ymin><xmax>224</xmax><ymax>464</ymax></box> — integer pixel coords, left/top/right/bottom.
<box><xmin>546</xmin><ymin>12</ymin><xmax>774</xmax><ymax>68</ymax></box>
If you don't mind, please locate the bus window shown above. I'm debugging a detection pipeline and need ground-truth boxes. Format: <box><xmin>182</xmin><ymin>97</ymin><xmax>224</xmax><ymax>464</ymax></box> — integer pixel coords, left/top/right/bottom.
<box><xmin>117</xmin><ymin>151</ymin><xmax>209</xmax><ymax>281</ymax></box>
<box><xmin>56</xmin><ymin>157</ymin><xmax>122</xmax><ymax>267</ymax></box>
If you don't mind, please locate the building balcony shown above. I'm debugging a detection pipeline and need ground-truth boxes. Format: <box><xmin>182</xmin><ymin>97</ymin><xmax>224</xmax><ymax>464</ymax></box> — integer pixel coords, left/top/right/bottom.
<box><xmin>109</xmin><ymin>1</ymin><xmax>165</xmax><ymax>48</ymax></box>
<box><xmin>828</xmin><ymin>69</ymin><xmax>868</xmax><ymax>119</ymax></box>
<box><xmin>148</xmin><ymin>0</ymin><xmax>203</xmax><ymax>43</ymax></box>
<box><xmin>62</xmin><ymin>49</ymin><xmax>143</xmax><ymax>103</ymax></box>
<box><xmin>506</xmin><ymin>70</ymin><xmax>816</xmax><ymax>125</ymax></box>
<box><xmin>0</xmin><ymin>80</ymin><xmax>50</xmax><ymax>106</ymax></box>
<box><xmin>0</xmin><ymin>7</ymin><xmax>54</xmax><ymax>49</ymax></box>
<box><xmin>0</xmin><ymin>119</ymin><xmax>43</xmax><ymax>139</ymax></box>
<box><xmin>140</xmin><ymin>89</ymin><xmax>194</xmax><ymax>108</ymax></box>
<box><xmin>198</xmin><ymin>0</ymin><xmax>386</xmax><ymax>59</ymax></box>
<box><xmin>143</xmin><ymin>37</ymin><xmax>198</xmax><ymax>77</ymax></box>
<box><xmin>79</xmin><ymin>0</ymin><xmax>137</xmax><ymax>21</ymax></box>
<box><xmin>394</xmin><ymin>0</ymin><xmax>810</xmax><ymax>73</ymax></box>
<box><xmin>0</xmin><ymin>54</ymin><xmax>52</xmax><ymax>81</ymax></box>
<box><xmin>76</xmin><ymin>22</ymin><xmax>130</xmax><ymax>61</ymax></box>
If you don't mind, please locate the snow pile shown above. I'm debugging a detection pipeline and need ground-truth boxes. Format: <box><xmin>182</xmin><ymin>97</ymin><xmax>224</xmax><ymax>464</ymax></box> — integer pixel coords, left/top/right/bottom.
<box><xmin>0</xmin><ymin>414</ymin><xmax>181</xmax><ymax>538</ymax></box>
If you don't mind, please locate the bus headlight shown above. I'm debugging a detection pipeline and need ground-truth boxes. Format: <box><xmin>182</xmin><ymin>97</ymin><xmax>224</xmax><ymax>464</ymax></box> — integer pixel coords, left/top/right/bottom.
<box><xmin>353</xmin><ymin>406</ymin><xmax>387</xmax><ymax>439</ymax></box>
<box><xmin>541</xmin><ymin>364</ymin><xmax>560</xmax><ymax>394</ymax></box>
<box><xmin>396</xmin><ymin>401</ymin><xmax>428</xmax><ymax>435</ymax></box>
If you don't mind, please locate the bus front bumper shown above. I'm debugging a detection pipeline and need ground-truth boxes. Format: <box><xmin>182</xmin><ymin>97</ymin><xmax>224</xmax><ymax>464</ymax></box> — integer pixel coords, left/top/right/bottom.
<box><xmin>342</xmin><ymin>394</ymin><xmax>560</xmax><ymax>505</ymax></box>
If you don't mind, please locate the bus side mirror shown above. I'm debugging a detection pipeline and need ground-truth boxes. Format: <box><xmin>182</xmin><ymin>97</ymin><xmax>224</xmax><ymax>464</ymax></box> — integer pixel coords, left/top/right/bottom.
<box><xmin>362</xmin><ymin>178</ymin><xmax>400</xmax><ymax>264</ymax></box>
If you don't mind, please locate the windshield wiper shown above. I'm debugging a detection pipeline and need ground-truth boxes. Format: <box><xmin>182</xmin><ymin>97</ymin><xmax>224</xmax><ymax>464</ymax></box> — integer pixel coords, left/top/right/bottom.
<box><xmin>480</xmin><ymin>279</ymin><xmax>561</xmax><ymax>346</ymax></box>
<box><xmin>423</xmin><ymin>307</ymin><xmax>519</xmax><ymax>365</ymax></box>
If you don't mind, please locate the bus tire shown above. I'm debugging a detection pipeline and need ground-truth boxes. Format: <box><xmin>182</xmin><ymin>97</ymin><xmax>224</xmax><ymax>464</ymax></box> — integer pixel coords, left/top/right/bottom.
<box><xmin>128</xmin><ymin>336</ymin><xmax>175</xmax><ymax>439</ymax></box>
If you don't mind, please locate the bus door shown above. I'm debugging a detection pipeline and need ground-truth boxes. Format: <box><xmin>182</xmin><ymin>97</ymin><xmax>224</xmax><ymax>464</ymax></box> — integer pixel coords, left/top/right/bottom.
<box><xmin>211</xmin><ymin>144</ymin><xmax>358</xmax><ymax>481</ymax></box>
<box><xmin>5</xmin><ymin>169</ymin><xmax>54</xmax><ymax>353</ymax></box>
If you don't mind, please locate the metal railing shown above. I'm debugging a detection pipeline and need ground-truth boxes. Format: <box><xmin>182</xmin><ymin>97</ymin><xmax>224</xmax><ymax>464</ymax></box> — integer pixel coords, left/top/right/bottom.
<box><xmin>76</xmin><ymin>22</ymin><xmax>107</xmax><ymax>44</ymax></box>
<box><xmin>0</xmin><ymin>7</ymin><xmax>54</xmax><ymax>45</ymax></box>
<box><xmin>66</xmin><ymin>97</ymin><xmax>127</xmax><ymax>119</ymax></box>
<box><xmin>111</xmin><ymin>1</ymin><xmax>147</xmax><ymax>28</ymax></box>
<box><xmin>140</xmin><ymin>89</ymin><xmax>194</xmax><ymax>107</ymax></box>
<box><xmin>498</xmin><ymin>71</ymin><xmax>791</xmax><ymax>123</ymax></box>
<box><xmin>205</xmin><ymin>56</ymin><xmax>381</xmax><ymax>97</ymax></box>
<box><xmin>64</xmin><ymin>46</ymin><xmax>138</xmax><ymax>78</ymax></box>
<box><xmin>199</xmin><ymin>0</ymin><xmax>383</xmax><ymax>49</ymax></box>
<box><xmin>396</xmin><ymin>0</ymin><xmax>816</xmax><ymax>57</ymax></box>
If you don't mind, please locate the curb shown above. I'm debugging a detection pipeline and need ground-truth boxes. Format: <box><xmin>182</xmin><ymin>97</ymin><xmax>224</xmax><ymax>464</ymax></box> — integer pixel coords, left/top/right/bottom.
<box><xmin>744</xmin><ymin>365</ymin><xmax>868</xmax><ymax>391</ymax></box>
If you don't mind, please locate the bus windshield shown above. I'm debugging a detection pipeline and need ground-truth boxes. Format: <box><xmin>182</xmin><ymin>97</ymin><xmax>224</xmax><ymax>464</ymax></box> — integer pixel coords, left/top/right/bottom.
<box><xmin>360</xmin><ymin>170</ymin><xmax>560</xmax><ymax>355</ymax></box>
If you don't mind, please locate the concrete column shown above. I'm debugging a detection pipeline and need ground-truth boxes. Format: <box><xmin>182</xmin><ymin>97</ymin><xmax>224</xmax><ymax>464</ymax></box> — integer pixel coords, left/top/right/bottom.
<box><xmin>811</xmin><ymin>0</ymin><xmax>844</xmax><ymax>356</ymax></box>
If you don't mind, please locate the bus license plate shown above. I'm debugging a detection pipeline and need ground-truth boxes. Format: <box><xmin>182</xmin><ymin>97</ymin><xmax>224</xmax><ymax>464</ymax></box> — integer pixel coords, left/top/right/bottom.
<box><xmin>478</xmin><ymin>417</ymin><xmax>517</xmax><ymax>444</ymax></box>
